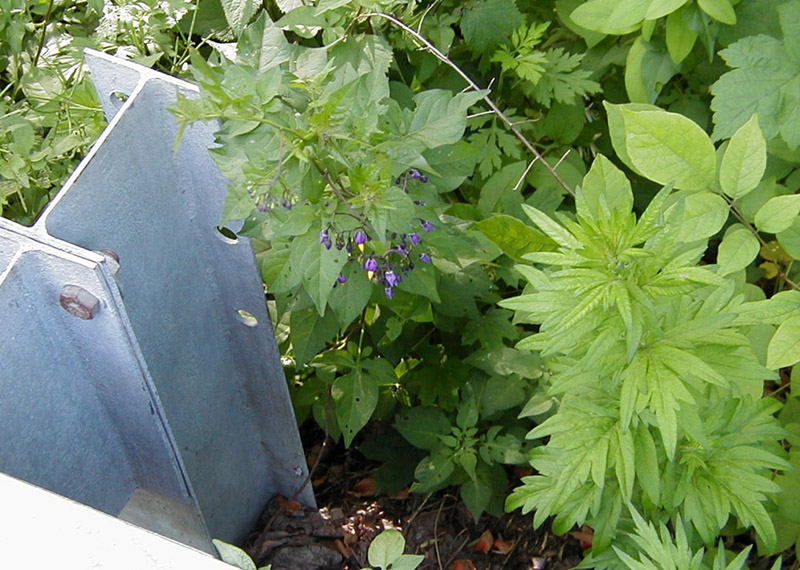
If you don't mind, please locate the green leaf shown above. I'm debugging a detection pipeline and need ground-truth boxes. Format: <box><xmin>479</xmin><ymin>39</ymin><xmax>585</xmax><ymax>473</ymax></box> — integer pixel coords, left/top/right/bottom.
<box><xmin>220</xmin><ymin>0</ymin><xmax>258</xmax><ymax>35</ymax></box>
<box><xmin>711</xmin><ymin>9</ymin><xmax>800</xmax><ymax>150</ymax></box>
<box><xmin>570</xmin><ymin>0</ymin><xmax>650</xmax><ymax>34</ymax></box>
<box><xmin>395</xmin><ymin>407</ymin><xmax>452</xmax><ymax>450</ymax></box>
<box><xmin>719</xmin><ymin>114</ymin><xmax>767</xmax><ymax>198</ymax></box>
<box><xmin>619</xmin><ymin>106</ymin><xmax>716</xmax><ymax>190</ymax></box>
<box><xmin>367</xmin><ymin>529</ymin><xmax>405</xmax><ymax>570</ymax></box>
<box><xmin>604</xmin><ymin>101</ymin><xmax>660</xmax><ymax>176</ymax></box>
<box><xmin>767</xmin><ymin>315</ymin><xmax>800</xmax><ymax>369</ymax></box>
<box><xmin>405</xmin><ymin>90</ymin><xmax>487</xmax><ymax>150</ymax></box>
<box><xmin>717</xmin><ymin>225</ymin><xmax>760</xmax><ymax>276</ymax></box>
<box><xmin>290</xmin><ymin>304</ymin><xmax>340</xmax><ymax>366</ymax></box>
<box><xmin>666</xmin><ymin>6</ymin><xmax>698</xmax><ymax>63</ymax></box>
<box><xmin>213</xmin><ymin>539</ymin><xmax>256</xmax><ymax>570</ymax></box>
<box><xmin>461</xmin><ymin>0</ymin><xmax>523</xmax><ymax>53</ymax></box>
<box><xmin>333</xmin><ymin>369</ymin><xmax>379</xmax><ymax>447</ymax></box>
<box><xmin>521</xmin><ymin>204</ymin><xmax>581</xmax><ymax>248</ymax></box>
<box><xmin>238</xmin><ymin>12</ymin><xmax>291</xmax><ymax>71</ymax></box>
<box><xmin>474</xmin><ymin>214</ymin><xmax>555</xmax><ymax>260</ymax></box>
<box><xmin>754</xmin><ymin>195</ymin><xmax>800</xmax><ymax>234</ymax></box>
<box><xmin>579</xmin><ymin>154</ymin><xmax>633</xmax><ymax>218</ymax></box>
<box><xmin>291</xmin><ymin>229</ymin><xmax>348</xmax><ymax>316</ymax></box>
<box><xmin>667</xmin><ymin>191</ymin><xmax>729</xmax><ymax>241</ymax></box>
<box><xmin>697</xmin><ymin>0</ymin><xmax>736</xmax><ymax>25</ymax></box>
<box><xmin>329</xmin><ymin>263</ymin><xmax>373</xmax><ymax>329</ymax></box>
<box><xmin>625</xmin><ymin>37</ymin><xmax>679</xmax><ymax>104</ymax></box>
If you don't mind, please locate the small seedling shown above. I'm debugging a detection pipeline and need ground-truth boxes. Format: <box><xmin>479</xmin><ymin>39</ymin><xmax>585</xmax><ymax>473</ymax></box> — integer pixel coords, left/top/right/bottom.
<box><xmin>360</xmin><ymin>529</ymin><xmax>424</xmax><ymax>570</ymax></box>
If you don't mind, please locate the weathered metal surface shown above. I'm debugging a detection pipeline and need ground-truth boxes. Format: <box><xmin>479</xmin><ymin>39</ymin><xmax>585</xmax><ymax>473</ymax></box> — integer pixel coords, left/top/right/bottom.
<box><xmin>0</xmin><ymin>50</ymin><xmax>312</xmax><ymax>552</ymax></box>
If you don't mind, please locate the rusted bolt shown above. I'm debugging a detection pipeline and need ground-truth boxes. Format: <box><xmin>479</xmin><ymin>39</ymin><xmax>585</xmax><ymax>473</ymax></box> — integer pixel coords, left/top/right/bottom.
<box><xmin>99</xmin><ymin>248</ymin><xmax>119</xmax><ymax>263</ymax></box>
<box><xmin>59</xmin><ymin>285</ymin><xmax>99</xmax><ymax>320</ymax></box>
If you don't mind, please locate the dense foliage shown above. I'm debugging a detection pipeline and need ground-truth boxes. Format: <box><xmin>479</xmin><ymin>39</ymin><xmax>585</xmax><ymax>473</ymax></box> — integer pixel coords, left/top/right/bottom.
<box><xmin>4</xmin><ymin>0</ymin><xmax>800</xmax><ymax>568</ymax></box>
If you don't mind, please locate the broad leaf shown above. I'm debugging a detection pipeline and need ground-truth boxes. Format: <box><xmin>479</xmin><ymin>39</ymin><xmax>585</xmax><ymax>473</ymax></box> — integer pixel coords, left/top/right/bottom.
<box><xmin>719</xmin><ymin>114</ymin><xmax>767</xmax><ymax>198</ymax></box>
<box><xmin>221</xmin><ymin>0</ymin><xmax>258</xmax><ymax>36</ymax></box>
<box><xmin>474</xmin><ymin>214</ymin><xmax>555</xmax><ymax>260</ymax></box>
<box><xmin>367</xmin><ymin>529</ymin><xmax>405</xmax><ymax>570</ymax></box>
<box><xmin>333</xmin><ymin>369</ymin><xmax>379</xmax><ymax>447</ymax></box>
<box><xmin>717</xmin><ymin>225</ymin><xmax>760</xmax><ymax>276</ymax></box>
<box><xmin>767</xmin><ymin>315</ymin><xmax>800</xmax><ymax>369</ymax></box>
<box><xmin>754</xmin><ymin>195</ymin><xmax>800</xmax><ymax>234</ymax></box>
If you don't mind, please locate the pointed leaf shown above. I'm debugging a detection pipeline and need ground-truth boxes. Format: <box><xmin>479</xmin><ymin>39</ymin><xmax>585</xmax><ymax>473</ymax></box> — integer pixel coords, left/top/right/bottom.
<box><xmin>719</xmin><ymin>114</ymin><xmax>766</xmax><ymax>198</ymax></box>
<box><xmin>767</xmin><ymin>315</ymin><xmax>800</xmax><ymax>369</ymax></box>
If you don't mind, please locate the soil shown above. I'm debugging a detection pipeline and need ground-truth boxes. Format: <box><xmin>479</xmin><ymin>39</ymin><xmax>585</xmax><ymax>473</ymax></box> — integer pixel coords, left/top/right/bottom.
<box><xmin>242</xmin><ymin>426</ymin><xmax>796</xmax><ymax>570</ymax></box>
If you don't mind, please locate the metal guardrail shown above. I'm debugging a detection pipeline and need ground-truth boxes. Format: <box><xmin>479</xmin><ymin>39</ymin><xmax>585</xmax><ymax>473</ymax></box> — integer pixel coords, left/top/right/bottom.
<box><xmin>0</xmin><ymin>50</ymin><xmax>312</xmax><ymax>553</ymax></box>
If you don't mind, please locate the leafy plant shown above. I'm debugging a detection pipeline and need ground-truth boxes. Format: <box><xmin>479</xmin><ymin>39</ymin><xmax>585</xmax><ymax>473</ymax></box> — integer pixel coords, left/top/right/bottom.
<box><xmin>213</xmin><ymin>539</ymin><xmax>271</xmax><ymax>570</ymax></box>
<box><xmin>360</xmin><ymin>529</ymin><xmax>423</xmax><ymax>570</ymax></box>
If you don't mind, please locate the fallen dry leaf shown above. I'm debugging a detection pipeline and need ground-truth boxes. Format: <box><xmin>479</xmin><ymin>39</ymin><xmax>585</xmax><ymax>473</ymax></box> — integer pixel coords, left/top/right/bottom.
<box><xmin>474</xmin><ymin>529</ymin><xmax>493</xmax><ymax>553</ymax></box>
<box><xmin>352</xmin><ymin>477</ymin><xmax>377</xmax><ymax>497</ymax></box>
<box><xmin>449</xmin><ymin>559</ymin><xmax>478</xmax><ymax>570</ymax></box>
<box><xmin>492</xmin><ymin>538</ymin><xmax>511</xmax><ymax>555</ymax></box>
<box><xmin>570</xmin><ymin>525</ymin><xmax>594</xmax><ymax>549</ymax></box>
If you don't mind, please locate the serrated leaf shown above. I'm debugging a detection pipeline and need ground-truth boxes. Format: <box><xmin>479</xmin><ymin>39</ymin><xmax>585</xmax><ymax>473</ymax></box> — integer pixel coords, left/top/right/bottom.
<box><xmin>767</xmin><ymin>315</ymin><xmax>800</xmax><ymax>369</ymax></box>
<box><xmin>333</xmin><ymin>369</ymin><xmax>379</xmax><ymax>447</ymax></box>
<box><xmin>719</xmin><ymin>114</ymin><xmax>767</xmax><ymax>198</ymax></box>
<box><xmin>474</xmin><ymin>214</ymin><xmax>555</xmax><ymax>260</ymax></box>
<box><xmin>461</xmin><ymin>0</ymin><xmax>523</xmax><ymax>53</ymax></box>
<box><xmin>620</xmin><ymin>106</ymin><xmax>716</xmax><ymax>190</ymax></box>
<box><xmin>754</xmin><ymin>195</ymin><xmax>800</xmax><ymax>234</ymax></box>
<box><xmin>717</xmin><ymin>226</ymin><xmax>760</xmax><ymax>276</ymax></box>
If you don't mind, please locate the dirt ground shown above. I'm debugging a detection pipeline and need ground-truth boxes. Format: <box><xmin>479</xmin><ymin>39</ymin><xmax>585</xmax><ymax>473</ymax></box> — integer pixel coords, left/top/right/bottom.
<box><xmin>242</xmin><ymin>426</ymin><xmax>795</xmax><ymax>570</ymax></box>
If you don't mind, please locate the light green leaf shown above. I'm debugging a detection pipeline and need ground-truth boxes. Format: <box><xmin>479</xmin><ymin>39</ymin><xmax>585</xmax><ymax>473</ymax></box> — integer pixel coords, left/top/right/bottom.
<box><xmin>521</xmin><ymin>204</ymin><xmax>581</xmax><ymax>248</ymax></box>
<box><xmin>620</xmin><ymin>106</ymin><xmax>716</xmax><ymax>190</ymax></box>
<box><xmin>368</xmin><ymin>529</ymin><xmax>405</xmax><ymax>570</ymax></box>
<box><xmin>719</xmin><ymin>114</ymin><xmax>767</xmax><ymax>198</ymax></box>
<box><xmin>754</xmin><ymin>195</ymin><xmax>800</xmax><ymax>234</ymax></box>
<box><xmin>667</xmin><ymin>191</ymin><xmax>729</xmax><ymax>241</ymax></box>
<box><xmin>698</xmin><ymin>0</ymin><xmax>736</xmax><ymax>25</ymax></box>
<box><xmin>717</xmin><ymin>225</ymin><xmax>760</xmax><ymax>276</ymax></box>
<box><xmin>604</xmin><ymin>101</ymin><xmax>660</xmax><ymax>176</ymax></box>
<box><xmin>220</xmin><ymin>0</ymin><xmax>258</xmax><ymax>36</ymax></box>
<box><xmin>570</xmin><ymin>0</ymin><xmax>650</xmax><ymax>34</ymax></box>
<box><xmin>406</xmin><ymin>90</ymin><xmax>487</xmax><ymax>150</ymax></box>
<box><xmin>625</xmin><ymin>37</ymin><xmax>679</xmax><ymax>104</ymax></box>
<box><xmin>579</xmin><ymin>154</ymin><xmax>633</xmax><ymax>218</ymax></box>
<box><xmin>329</xmin><ymin>263</ymin><xmax>373</xmax><ymax>329</ymax></box>
<box><xmin>666</xmin><ymin>6</ymin><xmax>698</xmax><ymax>63</ymax></box>
<box><xmin>238</xmin><ymin>12</ymin><xmax>291</xmax><ymax>71</ymax></box>
<box><xmin>333</xmin><ymin>369</ymin><xmax>379</xmax><ymax>447</ymax></box>
<box><xmin>645</xmin><ymin>0</ymin><xmax>688</xmax><ymax>19</ymax></box>
<box><xmin>474</xmin><ymin>214</ymin><xmax>555</xmax><ymax>260</ymax></box>
<box><xmin>290</xmin><ymin>229</ymin><xmax>348</xmax><ymax>316</ymax></box>
<box><xmin>767</xmin><ymin>315</ymin><xmax>800</xmax><ymax>369</ymax></box>
<box><xmin>213</xmin><ymin>539</ymin><xmax>256</xmax><ymax>570</ymax></box>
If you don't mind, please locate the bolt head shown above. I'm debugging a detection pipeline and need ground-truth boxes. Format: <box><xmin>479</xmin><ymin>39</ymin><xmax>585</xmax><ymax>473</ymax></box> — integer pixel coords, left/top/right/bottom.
<box><xmin>60</xmin><ymin>285</ymin><xmax>99</xmax><ymax>320</ymax></box>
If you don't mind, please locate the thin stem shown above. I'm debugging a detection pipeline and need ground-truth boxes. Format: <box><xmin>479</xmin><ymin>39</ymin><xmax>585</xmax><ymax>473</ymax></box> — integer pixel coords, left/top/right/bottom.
<box><xmin>360</xmin><ymin>12</ymin><xmax>575</xmax><ymax>197</ymax></box>
<box><xmin>33</xmin><ymin>0</ymin><xmax>55</xmax><ymax>68</ymax></box>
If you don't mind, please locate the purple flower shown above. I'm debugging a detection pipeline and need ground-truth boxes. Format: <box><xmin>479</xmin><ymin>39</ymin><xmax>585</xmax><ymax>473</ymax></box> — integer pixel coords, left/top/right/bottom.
<box><xmin>398</xmin><ymin>242</ymin><xmax>408</xmax><ymax>255</ymax></box>
<box><xmin>408</xmin><ymin>232</ymin><xmax>422</xmax><ymax>245</ymax></box>
<box><xmin>354</xmin><ymin>230</ymin><xmax>368</xmax><ymax>245</ymax></box>
<box><xmin>420</xmin><ymin>253</ymin><xmax>431</xmax><ymax>263</ymax></box>
<box><xmin>346</xmin><ymin>243</ymin><xmax>353</xmax><ymax>253</ymax></box>
<box><xmin>385</xmin><ymin>286</ymin><xmax>394</xmax><ymax>299</ymax></box>
<box><xmin>324</xmin><ymin>238</ymin><xmax>332</xmax><ymax>250</ymax></box>
<box><xmin>408</xmin><ymin>168</ymin><xmax>421</xmax><ymax>180</ymax></box>
<box><xmin>419</xmin><ymin>175</ymin><xmax>428</xmax><ymax>183</ymax></box>
<box><xmin>385</xmin><ymin>270</ymin><xmax>400</xmax><ymax>287</ymax></box>
<box><xmin>337</xmin><ymin>274</ymin><xmax>347</xmax><ymax>284</ymax></box>
<box><xmin>364</xmin><ymin>258</ymin><xmax>379</xmax><ymax>272</ymax></box>
<box><xmin>319</xmin><ymin>230</ymin><xmax>329</xmax><ymax>244</ymax></box>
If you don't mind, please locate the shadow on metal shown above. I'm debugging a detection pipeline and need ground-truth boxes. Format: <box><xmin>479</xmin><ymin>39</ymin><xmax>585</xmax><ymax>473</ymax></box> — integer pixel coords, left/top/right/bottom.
<box><xmin>0</xmin><ymin>50</ymin><xmax>313</xmax><ymax>554</ymax></box>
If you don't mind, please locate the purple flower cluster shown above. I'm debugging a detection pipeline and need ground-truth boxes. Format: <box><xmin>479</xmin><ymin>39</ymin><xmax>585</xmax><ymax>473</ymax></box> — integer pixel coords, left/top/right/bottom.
<box><xmin>320</xmin><ymin>216</ymin><xmax>437</xmax><ymax>297</ymax></box>
<box><xmin>395</xmin><ymin>168</ymin><xmax>429</xmax><ymax>188</ymax></box>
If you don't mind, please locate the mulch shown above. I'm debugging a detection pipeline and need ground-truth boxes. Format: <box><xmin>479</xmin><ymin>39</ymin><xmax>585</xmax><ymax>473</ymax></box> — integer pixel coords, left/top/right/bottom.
<box><xmin>241</xmin><ymin>426</ymin><xmax>795</xmax><ymax>570</ymax></box>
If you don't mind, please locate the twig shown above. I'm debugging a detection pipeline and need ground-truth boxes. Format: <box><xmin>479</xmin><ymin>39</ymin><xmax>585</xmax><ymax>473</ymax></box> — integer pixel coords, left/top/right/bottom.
<box><xmin>513</xmin><ymin>155</ymin><xmax>542</xmax><ymax>192</ymax></box>
<box><xmin>360</xmin><ymin>12</ymin><xmax>575</xmax><ymax>198</ymax></box>
<box><xmin>433</xmin><ymin>497</ymin><xmax>446</xmax><ymax>570</ymax></box>
<box><xmin>33</xmin><ymin>0</ymin><xmax>55</xmax><ymax>68</ymax></box>
<box><xmin>252</xmin><ymin>384</ymin><xmax>332</xmax><ymax>561</ymax></box>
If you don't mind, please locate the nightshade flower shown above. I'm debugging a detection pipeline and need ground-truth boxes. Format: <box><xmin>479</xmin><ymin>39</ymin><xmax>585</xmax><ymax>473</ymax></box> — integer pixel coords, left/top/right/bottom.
<box><xmin>319</xmin><ymin>229</ymin><xmax>329</xmax><ymax>244</ymax></box>
<box><xmin>421</xmin><ymin>220</ymin><xmax>435</xmax><ymax>233</ymax></box>
<box><xmin>385</xmin><ymin>270</ymin><xmax>400</xmax><ymax>287</ymax></box>
<box><xmin>364</xmin><ymin>258</ymin><xmax>379</xmax><ymax>272</ymax></box>
<box><xmin>408</xmin><ymin>168</ymin><xmax>421</xmax><ymax>180</ymax></box>
<box><xmin>385</xmin><ymin>287</ymin><xmax>394</xmax><ymax>299</ymax></box>
<box><xmin>408</xmin><ymin>232</ymin><xmax>422</xmax><ymax>245</ymax></box>
<box><xmin>420</xmin><ymin>253</ymin><xmax>431</xmax><ymax>263</ymax></box>
<box><xmin>419</xmin><ymin>175</ymin><xmax>428</xmax><ymax>183</ymax></box>
<box><xmin>337</xmin><ymin>274</ymin><xmax>347</xmax><ymax>284</ymax></box>
<box><xmin>354</xmin><ymin>230</ymin><xmax>368</xmax><ymax>245</ymax></box>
